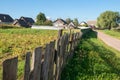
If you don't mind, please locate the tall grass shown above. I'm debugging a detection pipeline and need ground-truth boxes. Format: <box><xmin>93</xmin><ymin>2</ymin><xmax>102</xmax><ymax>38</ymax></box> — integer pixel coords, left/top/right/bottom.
<box><xmin>61</xmin><ymin>30</ymin><xmax>120</xmax><ymax>80</ymax></box>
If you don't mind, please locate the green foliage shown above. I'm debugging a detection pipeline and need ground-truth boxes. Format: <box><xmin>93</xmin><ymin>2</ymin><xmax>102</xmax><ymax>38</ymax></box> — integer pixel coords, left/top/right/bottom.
<box><xmin>66</xmin><ymin>18</ymin><xmax>72</xmax><ymax>24</ymax></box>
<box><xmin>61</xmin><ymin>30</ymin><xmax>120</xmax><ymax>80</ymax></box>
<box><xmin>36</xmin><ymin>12</ymin><xmax>47</xmax><ymax>25</ymax></box>
<box><xmin>44</xmin><ymin>20</ymin><xmax>53</xmax><ymax>26</ymax></box>
<box><xmin>97</xmin><ymin>11</ymin><xmax>120</xmax><ymax>29</ymax></box>
<box><xmin>35</xmin><ymin>12</ymin><xmax>53</xmax><ymax>26</ymax></box>
<box><xmin>73</xmin><ymin>18</ymin><xmax>79</xmax><ymax>27</ymax></box>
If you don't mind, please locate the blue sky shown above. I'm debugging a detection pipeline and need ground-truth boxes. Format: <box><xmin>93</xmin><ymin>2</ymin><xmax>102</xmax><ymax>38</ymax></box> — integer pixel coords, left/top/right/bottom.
<box><xmin>0</xmin><ymin>0</ymin><xmax>120</xmax><ymax>22</ymax></box>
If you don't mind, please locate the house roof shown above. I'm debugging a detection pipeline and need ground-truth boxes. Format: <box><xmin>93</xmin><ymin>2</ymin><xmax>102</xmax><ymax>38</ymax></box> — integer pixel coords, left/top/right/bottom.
<box><xmin>54</xmin><ymin>19</ymin><xmax>67</xmax><ymax>24</ymax></box>
<box><xmin>0</xmin><ymin>14</ymin><xmax>14</xmax><ymax>22</ymax></box>
<box><xmin>87</xmin><ymin>20</ymin><xmax>97</xmax><ymax>25</ymax></box>
<box><xmin>20</xmin><ymin>16</ymin><xmax>35</xmax><ymax>24</ymax></box>
<box><xmin>68</xmin><ymin>22</ymin><xmax>76</xmax><ymax>28</ymax></box>
<box><xmin>13</xmin><ymin>19</ymin><xmax>29</xmax><ymax>27</ymax></box>
<box><xmin>80</xmin><ymin>21</ymin><xmax>87</xmax><ymax>25</ymax></box>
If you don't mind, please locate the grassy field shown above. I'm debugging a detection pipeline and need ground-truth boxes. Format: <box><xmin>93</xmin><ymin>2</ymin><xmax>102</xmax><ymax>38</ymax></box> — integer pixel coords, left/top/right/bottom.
<box><xmin>61</xmin><ymin>30</ymin><xmax>120</xmax><ymax>80</ymax></box>
<box><xmin>0</xmin><ymin>29</ymin><xmax>58</xmax><ymax>64</ymax></box>
<box><xmin>0</xmin><ymin>28</ymin><xmax>80</xmax><ymax>79</ymax></box>
<box><xmin>101</xmin><ymin>30</ymin><xmax>120</xmax><ymax>40</ymax></box>
<box><xmin>0</xmin><ymin>28</ymin><xmax>58</xmax><ymax>79</ymax></box>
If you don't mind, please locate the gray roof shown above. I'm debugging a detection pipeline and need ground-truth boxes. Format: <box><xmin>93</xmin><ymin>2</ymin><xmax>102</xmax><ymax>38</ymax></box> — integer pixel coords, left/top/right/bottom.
<box><xmin>54</xmin><ymin>19</ymin><xmax>67</xmax><ymax>24</ymax></box>
<box><xmin>13</xmin><ymin>19</ymin><xmax>29</xmax><ymax>27</ymax></box>
<box><xmin>0</xmin><ymin>14</ymin><xmax>13</xmax><ymax>22</ymax></box>
<box><xmin>20</xmin><ymin>16</ymin><xmax>35</xmax><ymax>24</ymax></box>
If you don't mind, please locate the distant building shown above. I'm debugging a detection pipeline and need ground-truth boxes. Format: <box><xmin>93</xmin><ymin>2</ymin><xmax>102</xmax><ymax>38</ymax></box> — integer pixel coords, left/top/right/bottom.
<box><xmin>0</xmin><ymin>14</ymin><xmax>14</xmax><ymax>24</ymax></box>
<box><xmin>13</xmin><ymin>16</ymin><xmax>35</xmax><ymax>27</ymax></box>
<box><xmin>87</xmin><ymin>20</ymin><xmax>97</xmax><ymax>29</ymax></box>
<box><xmin>87</xmin><ymin>20</ymin><xmax>97</xmax><ymax>26</ymax></box>
<box><xmin>53</xmin><ymin>19</ymin><xmax>67</xmax><ymax>28</ymax></box>
<box><xmin>79</xmin><ymin>21</ymin><xmax>88</xmax><ymax>27</ymax></box>
<box><xmin>68</xmin><ymin>22</ymin><xmax>76</xmax><ymax>29</ymax></box>
<box><xmin>13</xmin><ymin>19</ymin><xmax>29</xmax><ymax>27</ymax></box>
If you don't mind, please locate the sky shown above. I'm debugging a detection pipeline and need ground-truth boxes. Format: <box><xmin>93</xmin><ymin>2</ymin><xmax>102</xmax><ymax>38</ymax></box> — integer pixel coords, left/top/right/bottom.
<box><xmin>0</xmin><ymin>0</ymin><xmax>120</xmax><ymax>22</ymax></box>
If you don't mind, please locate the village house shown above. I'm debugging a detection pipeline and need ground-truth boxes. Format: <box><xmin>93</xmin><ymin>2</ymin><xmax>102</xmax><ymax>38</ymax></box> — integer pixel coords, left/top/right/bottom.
<box><xmin>13</xmin><ymin>16</ymin><xmax>35</xmax><ymax>27</ymax></box>
<box><xmin>0</xmin><ymin>14</ymin><xmax>14</xmax><ymax>24</ymax></box>
<box><xmin>53</xmin><ymin>19</ymin><xmax>67</xmax><ymax>28</ymax></box>
<box><xmin>79</xmin><ymin>21</ymin><xmax>88</xmax><ymax>27</ymax></box>
<box><xmin>87</xmin><ymin>20</ymin><xmax>97</xmax><ymax>28</ymax></box>
<box><xmin>68</xmin><ymin>22</ymin><xmax>76</xmax><ymax>29</ymax></box>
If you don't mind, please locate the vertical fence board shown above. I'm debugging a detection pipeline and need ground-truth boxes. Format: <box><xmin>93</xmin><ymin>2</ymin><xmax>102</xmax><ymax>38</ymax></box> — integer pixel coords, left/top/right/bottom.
<box><xmin>42</xmin><ymin>44</ymin><xmax>50</xmax><ymax>80</ymax></box>
<box><xmin>24</xmin><ymin>52</ymin><xmax>31</xmax><ymax>80</ymax></box>
<box><xmin>30</xmin><ymin>47</ymin><xmax>42</xmax><ymax>80</ymax></box>
<box><xmin>3</xmin><ymin>57</ymin><xmax>18</xmax><ymax>80</ymax></box>
<box><xmin>49</xmin><ymin>41</ymin><xmax>55</xmax><ymax>80</ymax></box>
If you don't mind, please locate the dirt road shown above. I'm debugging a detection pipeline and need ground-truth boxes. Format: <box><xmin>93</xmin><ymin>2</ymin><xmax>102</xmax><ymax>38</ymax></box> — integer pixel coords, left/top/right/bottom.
<box><xmin>97</xmin><ymin>31</ymin><xmax>120</xmax><ymax>52</ymax></box>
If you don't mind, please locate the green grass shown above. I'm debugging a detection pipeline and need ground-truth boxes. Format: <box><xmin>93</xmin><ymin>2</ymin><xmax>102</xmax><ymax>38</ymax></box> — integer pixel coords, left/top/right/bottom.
<box><xmin>101</xmin><ymin>30</ymin><xmax>120</xmax><ymax>40</ymax></box>
<box><xmin>61</xmin><ymin>30</ymin><xmax>120</xmax><ymax>80</ymax></box>
<box><xmin>0</xmin><ymin>29</ymin><xmax>58</xmax><ymax>63</ymax></box>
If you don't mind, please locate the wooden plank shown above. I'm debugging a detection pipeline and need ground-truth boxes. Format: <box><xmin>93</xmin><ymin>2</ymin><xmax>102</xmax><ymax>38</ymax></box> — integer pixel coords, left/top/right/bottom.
<box><xmin>3</xmin><ymin>57</ymin><xmax>18</xmax><ymax>80</ymax></box>
<box><xmin>30</xmin><ymin>47</ymin><xmax>42</xmax><ymax>80</ymax></box>
<box><xmin>55</xmin><ymin>39</ymin><xmax>60</xmax><ymax>80</ymax></box>
<box><xmin>49</xmin><ymin>41</ymin><xmax>55</xmax><ymax>80</ymax></box>
<box><xmin>42</xmin><ymin>44</ymin><xmax>50</xmax><ymax>80</ymax></box>
<box><xmin>24</xmin><ymin>52</ymin><xmax>31</xmax><ymax>80</ymax></box>
<box><xmin>58</xmin><ymin>29</ymin><xmax>63</xmax><ymax>39</ymax></box>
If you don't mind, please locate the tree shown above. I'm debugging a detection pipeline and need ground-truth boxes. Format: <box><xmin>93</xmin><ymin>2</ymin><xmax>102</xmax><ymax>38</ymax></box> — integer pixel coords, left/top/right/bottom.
<box><xmin>65</xmin><ymin>18</ymin><xmax>72</xmax><ymax>24</ymax></box>
<box><xmin>73</xmin><ymin>18</ymin><xmax>79</xmax><ymax>27</ymax></box>
<box><xmin>97</xmin><ymin>11</ymin><xmax>120</xmax><ymax>30</ymax></box>
<box><xmin>44</xmin><ymin>20</ymin><xmax>53</xmax><ymax>26</ymax></box>
<box><xmin>36</xmin><ymin>12</ymin><xmax>46</xmax><ymax>25</ymax></box>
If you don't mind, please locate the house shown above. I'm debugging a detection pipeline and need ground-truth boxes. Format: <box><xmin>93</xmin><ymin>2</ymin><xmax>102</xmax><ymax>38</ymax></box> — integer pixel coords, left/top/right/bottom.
<box><xmin>68</xmin><ymin>22</ymin><xmax>76</xmax><ymax>29</ymax></box>
<box><xmin>53</xmin><ymin>19</ymin><xmax>67</xmax><ymax>28</ymax></box>
<box><xmin>20</xmin><ymin>16</ymin><xmax>35</xmax><ymax>26</ymax></box>
<box><xmin>0</xmin><ymin>14</ymin><xmax>14</xmax><ymax>24</ymax></box>
<box><xmin>13</xmin><ymin>19</ymin><xmax>29</xmax><ymax>27</ymax></box>
<box><xmin>87</xmin><ymin>20</ymin><xmax>97</xmax><ymax>28</ymax></box>
<box><xmin>79</xmin><ymin>21</ymin><xmax>88</xmax><ymax>27</ymax></box>
<box><xmin>87</xmin><ymin>20</ymin><xmax>97</xmax><ymax>26</ymax></box>
<box><xmin>13</xmin><ymin>16</ymin><xmax>35</xmax><ymax>27</ymax></box>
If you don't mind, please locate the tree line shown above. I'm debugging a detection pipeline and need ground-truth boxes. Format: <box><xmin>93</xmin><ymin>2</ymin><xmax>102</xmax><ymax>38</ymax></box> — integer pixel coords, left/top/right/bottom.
<box><xmin>35</xmin><ymin>12</ymin><xmax>80</xmax><ymax>26</ymax></box>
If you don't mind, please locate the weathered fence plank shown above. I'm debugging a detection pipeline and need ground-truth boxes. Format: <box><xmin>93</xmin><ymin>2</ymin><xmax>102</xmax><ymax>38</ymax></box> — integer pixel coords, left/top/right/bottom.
<box><xmin>3</xmin><ymin>57</ymin><xmax>18</xmax><ymax>80</ymax></box>
<box><xmin>42</xmin><ymin>44</ymin><xmax>51</xmax><ymax>80</ymax></box>
<box><xmin>30</xmin><ymin>47</ymin><xmax>42</xmax><ymax>80</ymax></box>
<box><xmin>49</xmin><ymin>41</ymin><xmax>55</xmax><ymax>80</ymax></box>
<box><xmin>24</xmin><ymin>52</ymin><xmax>31</xmax><ymax>80</ymax></box>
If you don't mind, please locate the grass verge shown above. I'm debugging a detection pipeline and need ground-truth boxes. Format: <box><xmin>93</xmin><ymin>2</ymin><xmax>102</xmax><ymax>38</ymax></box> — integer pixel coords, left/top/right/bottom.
<box><xmin>101</xmin><ymin>30</ymin><xmax>120</xmax><ymax>40</ymax></box>
<box><xmin>61</xmin><ymin>30</ymin><xmax>120</xmax><ymax>80</ymax></box>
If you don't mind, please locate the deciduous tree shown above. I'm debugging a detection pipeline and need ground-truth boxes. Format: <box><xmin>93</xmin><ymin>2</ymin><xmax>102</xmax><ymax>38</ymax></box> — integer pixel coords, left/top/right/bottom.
<box><xmin>97</xmin><ymin>11</ymin><xmax>120</xmax><ymax>30</ymax></box>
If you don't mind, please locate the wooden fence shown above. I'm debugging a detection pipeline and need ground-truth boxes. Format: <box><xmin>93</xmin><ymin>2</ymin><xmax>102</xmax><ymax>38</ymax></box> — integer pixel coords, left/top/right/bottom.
<box><xmin>2</xmin><ymin>29</ymin><xmax>82</xmax><ymax>80</ymax></box>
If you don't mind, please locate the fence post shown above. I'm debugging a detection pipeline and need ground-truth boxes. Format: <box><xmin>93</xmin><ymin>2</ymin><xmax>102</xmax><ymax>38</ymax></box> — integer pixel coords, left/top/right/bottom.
<box><xmin>24</xmin><ymin>52</ymin><xmax>31</xmax><ymax>80</ymax></box>
<box><xmin>3</xmin><ymin>57</ymin><xmax>18</xmax><ymax>80</ymax></box>
<box><xmin>30</xmin><ymin>47</ymin><xmax>42</xmax><ymax>80</ymax></box>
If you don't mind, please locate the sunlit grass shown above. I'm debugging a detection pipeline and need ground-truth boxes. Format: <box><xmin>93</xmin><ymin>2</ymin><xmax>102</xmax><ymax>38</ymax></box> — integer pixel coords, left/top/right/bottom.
<box><xmin>61</xmin><ymin>30</ymin><xmax>120</xmax><ymax>80</ymax></box>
